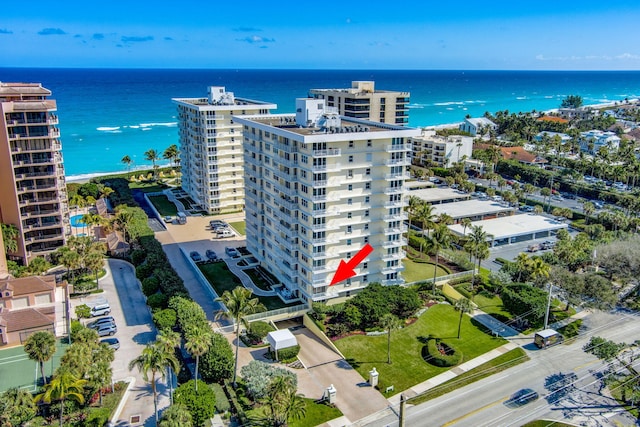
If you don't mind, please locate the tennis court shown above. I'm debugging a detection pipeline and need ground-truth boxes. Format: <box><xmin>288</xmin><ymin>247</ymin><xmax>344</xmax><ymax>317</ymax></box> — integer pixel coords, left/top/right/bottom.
<box><xmin>0</xmin><ymin>339</ymin><xmax>69</xmax><ymax>393</ymax></box>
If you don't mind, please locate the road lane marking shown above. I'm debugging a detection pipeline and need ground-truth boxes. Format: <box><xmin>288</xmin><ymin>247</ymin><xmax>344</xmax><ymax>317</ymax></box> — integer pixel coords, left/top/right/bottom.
<box><xmin>573</xmin><ymin>359</ymin><xmax>600</xmax><ymax>371</ymax></box>
<box><xmin>441</xmin><ymin>396</ymin><xmax>508</xmax><ymax>427</ymax></box>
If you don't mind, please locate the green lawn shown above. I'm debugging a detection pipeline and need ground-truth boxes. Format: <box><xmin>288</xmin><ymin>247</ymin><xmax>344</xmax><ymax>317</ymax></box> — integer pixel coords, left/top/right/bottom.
<box><xmin>148</xmin><ymin>194</ymin><xmax>178</xmax><ymax>216</ymax></box>
<box><xmin>334</xmin><ymin>304</ymin><xmax>506</xmax><ymax>392</ymax></box>
<box><xmin>198</xmin><ymin>263</ymin><xmax>299</xmax><ymax>311</ymax></box>
<box><xmin>229</xmin><ymin>221</ymin><xmax>246</xmax><ymax>236</ymax></box>
<box><xmin>402</xmin><ymin>258</ymin><xmax>450</xmax><ymax>283</ymax></box>
<box><xmin>408</xmin><ymin>347</ymin><xmax>529</xmax><ymax>405</ymax></box>
<box><xmin>473</xmin><ymin>292</ymin><xmax>512</xmax><ymax>321</ymax></box>
<box><xmin>128</xmin><ymin>180</ymin><xmax>168</xmax><ymax>193</ymax></box>
<box><xmin>246</xmin><ymin>398</ymin><xmax>342</xmax><ymax>427</ymax></box>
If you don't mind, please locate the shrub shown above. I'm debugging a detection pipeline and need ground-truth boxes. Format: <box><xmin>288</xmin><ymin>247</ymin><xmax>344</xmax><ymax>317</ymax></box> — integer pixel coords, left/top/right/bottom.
<box><xmin>141</xmin><ymin>277</ymin><xmax>160</xmax><ymax>296</ymax></box>
<box><xmin>422</xmin><ymin>338</ymin><xmax>463</xmax><ymax>367</ymax></box>
<box><xmin>135</xmin><ymin>263</ymin><xmax>154</xmax><ymax>281</ymax></box>
<box><xmin>75</xmin><ymin>304</ymin><xmax>91</xmax><ymax>319</ymax></box>
<box><xmin>146</xmin><ymin>292</ymin><xmax>168</xmax><ymax>310</ymax></box>
<box><xmin>199</xmin><ymin>333</ymin><xmax>234</xmax><ymax>383</ymax></box>
<box><xmin>174</xmin><ymin>380</ymin><xmax>216</xmax><ymax>427</ymax></box>
<box><xmin>501</xmin><ymin>283</ymin><xmax>548</xmax><ymax>323</ymax></box>
<box><xmin>269</xmin><ymin>345</ymin><xmax>300</xmax><ymax>362</ymax></box>
<box><xmin>248</xmin><ymin>321</ymin><xmax>274</xmax><ymax>340</ymax></box>
<box><xmin>152</xmin><ymin>308</ymin><xmax>177</xmax><ymax>331</ymax></box>
<box><xmin>130</xmin><ymin>249</ymin><xmax>147</xmax><ymax>266</ymax></box>
<box><xmin>240</xmin><ymin>361</ymin><xmax>297</xmax><ymax>400</ymax></box>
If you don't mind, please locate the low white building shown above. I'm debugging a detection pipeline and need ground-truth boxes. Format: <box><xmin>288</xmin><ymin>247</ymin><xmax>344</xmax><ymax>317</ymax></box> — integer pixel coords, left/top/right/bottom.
<box><xmin>459</xmin><ymin>117</ymin><xmax>497</xmax><ymax>137</ymax></box>
<box><xmin>579</xmin><ymin>130</ymin><xmax>621</xmax><ymax>153</ymax></box>
<box><xmin>448</xmin><ymin>214</ymin><xmax>568</xmax><ymax>246</ymax></box>
<box><xmin>410</xmin><ymin>130</ymin><xmax>473</xmax><ymax>167</ymax></box>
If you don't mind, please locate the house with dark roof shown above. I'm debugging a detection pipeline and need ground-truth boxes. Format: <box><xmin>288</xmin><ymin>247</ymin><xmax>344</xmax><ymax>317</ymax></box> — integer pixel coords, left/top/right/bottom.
<box><xmin>0</xmin><ymin>275</ymin><xmax>59</xmax><ymax>346</ymax></box>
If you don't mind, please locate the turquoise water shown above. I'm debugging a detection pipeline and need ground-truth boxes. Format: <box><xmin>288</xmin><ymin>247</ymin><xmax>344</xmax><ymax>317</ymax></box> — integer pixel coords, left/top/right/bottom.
<box><xmin>1</xmin><ymin>68</ymin><xmax>639</xmax><ymax>177</ymax></box>
<box><xmin>70</xmin><ymin>215</ymin><xmax>85</xmax><ymax>228</ymax></box>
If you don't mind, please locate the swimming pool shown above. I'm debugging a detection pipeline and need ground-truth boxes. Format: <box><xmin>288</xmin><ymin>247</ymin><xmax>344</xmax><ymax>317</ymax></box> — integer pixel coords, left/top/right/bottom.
<box><xmin>70</xmin><ymin>215</ymin><xmax>86</xmax><ymax>228</ymax></box>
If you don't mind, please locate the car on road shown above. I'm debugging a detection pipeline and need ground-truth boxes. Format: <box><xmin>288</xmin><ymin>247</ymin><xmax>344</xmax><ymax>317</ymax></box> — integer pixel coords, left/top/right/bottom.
<box><xmin>87</xmin><ymin>316</ymin><xmax>115</xmax><ymax>330</ymax></box>
<box><xmin>190</xmin><ymin>251</ymin><xmax>203</xmax><ymax>262</ymax></box>
<box><xmin>100</xmin><ymin>337</ymin><xmax>120</xmax><ymax>350</ymax></box>
<box><xmin>508</xmin><ymin>388</ymin><xmax>539</xmax><ymax>406</ymax></box>
<box><xmin>519</xmin><ymin>205</ymin><xmax>534</xmax><ymax>212</ymax></box>
<box><xmin>225</xmin><ymin>247</ymin><xmax>239</xmax><ymax>258</ymax></box>
<box><xmin>96</xmin><ymin>323</ymin><xmax>117</xmax><ymax>337</ymax></box>
<box><xmin>562</xmin><ymin>192</ymin><xmax>577</xmax><ymax>200</ymax></box>
<box><xmin>205</xmin><ymin>249</ymin><xmax>217</xmax><ymax>261</ymax></box>
<box><xmin>527</xmin><ymin>244</ymin><xmax>540</xmax><ymax>253</ymax></box>
<box><xmin>551</xmin><ymin>195</ymin><xmax>564</xmax><ymax>201</ymax></box>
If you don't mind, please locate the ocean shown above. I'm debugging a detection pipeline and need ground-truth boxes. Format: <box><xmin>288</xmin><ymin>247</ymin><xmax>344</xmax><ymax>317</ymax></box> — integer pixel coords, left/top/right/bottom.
<box><xmin>1</xmin><ymin>68</ymin><xmax>640</xmax><ymax>178</ymax></box>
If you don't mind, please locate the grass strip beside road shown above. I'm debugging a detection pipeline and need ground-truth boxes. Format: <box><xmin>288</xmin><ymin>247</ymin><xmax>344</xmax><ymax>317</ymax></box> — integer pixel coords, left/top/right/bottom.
<box><xmin>408</xmin><ymin>347</ymin><xmax>529</xmax><ymax>405</ymax></box>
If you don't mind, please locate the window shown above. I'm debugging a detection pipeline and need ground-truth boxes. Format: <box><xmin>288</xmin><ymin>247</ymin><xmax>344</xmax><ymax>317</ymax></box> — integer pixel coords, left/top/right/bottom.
<box><xmin>348</xmin><ymin>184</ymin><xmax>353</xmax><ymax>191</ymax></box>
<box><xmin>364</xmin><ymin>236</ymin><xmax>369</xmax><ymax>243</ymax></box>
<box><xmin>366</xmin><ymin>153</ymin><xmax>372</xmax><ymax>162</ymax></box>
<box><xmin>367</xmin><ymin>140</ymin><xmax>372</xmax><ymax>147</ymax></box>
<box><xmin>363</xmin><ymin>262</ymin><xmax>368</xmax><ymax>269</ymax></box>
<box><xmin>347</xmin><ymin>226</ymin><xmax>352</xmax><ymax>233</ymax></box>
<box><xmin>347</xmin><ymin>239</ymin><xmax>352</xmax><ymax>246</ymax></box>
<box><xmin>348</xmin><ymin>198</ymin><xmax>353</xmax><ymax>205</ymax></box>
<box><xmin>365</xmin><ymin>168</ymin><xmax>371</xmax><ymax>176</ymax></box>
<box><xmin>347</xmin><ymin>212</ymin><xmax>352</xmax><ymax>219</ymax></box>
<box><xmin>365</xmin><ymin>182</ymin><xmax>371</xmax><ymax>190</ymax></box>
<box><xmin>349</xmin><ymin>141</ymin><xmax>354</xmax><ymax>148</ymax></box>
<box><xmin>349</xmin><ymin>155</ymin><xmax>354</xmax><ymax>163</ymax></box>
<box><xmin>365</xmin><ymin>196</ymin><xmax>370</xmax><ymax>203</ymax></box>
<box><xmin>364</xmin><ymin>223</ymin><xmax>369</xmax><ymax>230</ymax></box>
<box><xmin>347</xmin><ymin>169</ymin><xmax>353</xmax><ymax>178</ymax></box>
<box><xmin>364</xmin><ymin>210</ymin><xmax>369</xmax><ymax>217</ymax></box>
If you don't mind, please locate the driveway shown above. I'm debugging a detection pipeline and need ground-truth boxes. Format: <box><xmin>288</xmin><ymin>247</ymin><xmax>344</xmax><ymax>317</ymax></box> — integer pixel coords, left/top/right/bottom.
<box><xmin>72</xmin><ymin>259</ymin><xmax>166</xmax><ymax>427</ymax></box>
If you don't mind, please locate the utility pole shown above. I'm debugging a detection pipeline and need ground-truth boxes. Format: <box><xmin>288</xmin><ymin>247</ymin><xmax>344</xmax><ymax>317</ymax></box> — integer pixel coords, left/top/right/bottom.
<box><xmin>544</xmin><ymin>283</ymin><xmax>553</xmax><ymax>330</ymax></box>
<box><xmin>399</xmin><ymin>393</ymin><xmax>406</xmax><ymax>427</ymax></box>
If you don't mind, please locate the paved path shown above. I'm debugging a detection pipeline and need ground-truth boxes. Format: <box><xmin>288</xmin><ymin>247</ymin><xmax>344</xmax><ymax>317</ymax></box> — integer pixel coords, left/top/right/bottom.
<box><xmin>224</xmin><ymin>257</ymin><xmax>276</xmax><ymax>297</ymax></box>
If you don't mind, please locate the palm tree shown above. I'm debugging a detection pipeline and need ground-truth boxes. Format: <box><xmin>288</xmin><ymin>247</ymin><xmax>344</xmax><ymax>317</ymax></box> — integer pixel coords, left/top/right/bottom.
<box><xmin>582</xmin><ymin>201</ymin><xmax>595</xmax><ymax>225</ymax></box>
<box><xmin>0</xmin><ymin>387</ymin><xmax>37</xmax><ymax>426</ymax></box>
<box><xmin>215</xmin><ymin>287</ymin><xmax>266</xmax><ymax>387</ymax></box>
<box><xmin>1</xmin><ymin>223</ymin><xmax>19</xmax><ymax>254</ymax></box>
<box><xmin>528</xmin><ymin>257</ymin><xmax>550</xmax><ymax>285</ymax></box>
<box><xmin>35</xmin><ymin>368</ymin><xmax>87</xmax><ymax>427</ymax></box>
<box><xmin>156</xmin><ymin>329</ymin><xmax>181</xmax><ymax>403</ymax></box>
<box><xmin>184</xmin><ymin>326</ymin><xmax>211</xmax><ymax>392</ymax></box>
<box><xmin>407</xmin><ymin>196</ymin><xmax>422</xmax><ymax>235</ymax></box>
<box><xmin>84</xmin><ymin>249</ymin><xmax>104</xmax><ymax>290</ymax></box>
<box><xmin>514</xmin><ymin>252</ymin><xmax>531</xmax><ymax>282</ymax></box>
<box><xmin>68</xmin><ymin>194</ymin><xmax>86</xmax><ymax>217</ymax></box>
<box><xmin>428</xmin><ymin>223</ymin><xmax>452</xmax><ymax>290</ymax></box>
<box><xmin>380</xmin><ymin>313</ymin><xmax>401</xmax><ymax>364</ymax></box>
<box><xmin>121</xmin><ymin>155</ymin><xmax>133</xmax><ymax>172</ymax></box>
<box><xmin>260</xmin><ymin>376</ymin><xmax>306</xmax><ymax>427</ymax></box>
<box><xmin>460</xmin><ymin>218</ymin><xmax>472</xmax><ymax>237</ymax></box>
<box><xmin>455</xmin><ymin>297</ymin><xmax>474</xmax><ymax>339</ymax></box>
<box><xmin>144</xmin><ymin>148</ymin><xmax>160</xmax><ymax>179</ymax></box>
<box><xmin>159</xmin><ymin>403</ymin><xmax>193</xmax><ymax>427</ymax></box>
<box><xmin>113</xmin><ymin>208</ymin><xmax>135</xmax><ymax>243</ymax></box>
<box><xmin>163</xmin><ymin>144</ymin><xmax>180</xmax><ymax>168</ymax></box>
<box><xmin>86</xmin><ymin>344</ymin><xmax>114</xmax><ymax>405</ymax></box>
<box><xmin>24</xmin><ymin>331</ymin><xmax>56</xmax><ymax>385</ymax></box>
<box><xmin>129</xmin><ymin>342</ymin><xmax>180</xmax><ymax>424</ymax></box>
<box><xmin>417</xmin><ymin>203</ymin><xmax>436</xmax><ymax>256</ymax></box>
<box><xmin>466</xmin><ymin>225</ymin><xmax>490</xmax><ymax>287</ymax></box>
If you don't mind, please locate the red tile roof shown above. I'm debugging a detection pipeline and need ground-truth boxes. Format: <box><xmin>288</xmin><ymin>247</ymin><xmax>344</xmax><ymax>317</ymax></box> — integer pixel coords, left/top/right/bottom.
<box><xmin>1</xmin><ymin>307</ymin><xmax>54</xmax><ymax>332</ymax></box>
<box><xmin>0</xmin><ymin>275</ymin><xmax>56</xmax><ymax>297</ymax></box>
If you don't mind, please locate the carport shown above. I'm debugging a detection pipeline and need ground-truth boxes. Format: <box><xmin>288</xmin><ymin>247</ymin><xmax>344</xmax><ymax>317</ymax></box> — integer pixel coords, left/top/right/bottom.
<box><xmin>266</xmin><ymin>329</ymin><xmax>298</xmax><ymax>361</ymax></box>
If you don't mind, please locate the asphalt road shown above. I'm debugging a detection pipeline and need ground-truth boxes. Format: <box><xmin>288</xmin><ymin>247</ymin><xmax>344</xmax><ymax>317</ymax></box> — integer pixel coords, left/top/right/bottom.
<box><xmin>365</xmin><ymin>310</ymin><xmax>640</xmax><ymax>427</ymax></box>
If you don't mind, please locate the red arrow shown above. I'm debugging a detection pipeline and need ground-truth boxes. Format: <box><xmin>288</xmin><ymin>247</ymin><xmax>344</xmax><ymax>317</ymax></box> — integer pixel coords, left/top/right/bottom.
<box><xmin>330</xmin><ymin>243</ymin><xmax>374</xmax><ymax>286</ymax></box>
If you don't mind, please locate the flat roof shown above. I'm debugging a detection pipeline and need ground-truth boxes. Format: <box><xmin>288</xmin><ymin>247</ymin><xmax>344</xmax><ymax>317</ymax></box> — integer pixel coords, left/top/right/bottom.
<box><xmin>448</xmin><ymin>214</ymin><xmax>568</xmax><ymax>240</ymax></box>
<box><xmin>405</xmin><ymin>181</ymin><xmax>435</xmax><ymax>190</ymax></box>
<box><xmin>408</xmin><ymin>187</ymin><xmax>471</xmax><ymax>204</ymax></box>
<box><xmin>432</xmin><ymin>199</ymin><xmax>514</xmax><ymax>219</ymax></box>
<box><xmin>172</xmin><ymin>96</ymin><xmax>276</xmax><ymax>108</ymax></box>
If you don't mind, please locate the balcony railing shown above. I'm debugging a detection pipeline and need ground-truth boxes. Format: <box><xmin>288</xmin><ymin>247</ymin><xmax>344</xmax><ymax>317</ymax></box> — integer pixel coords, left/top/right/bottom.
<box><xmin>386</xmin><ymin>144</ymin><xmax>412</xmax><ymax>152</ymax></box>
<box><xmin>312</xmin><ymin>148</ymin><xmax>341</xmax><ymax>157</ymax></box>
<box><xmin>384</xmin><ymin>187</ymin><xmax>404</xmax><ymax>195</ymax></box>
<box><xmin>385</xmin><ymin>171</ymin><xmax>410</xmax><ymax>180</ymax></box>
<box><xmin>386</xmin><ymin>158</ymin><xmax>410</xmax><ymax>166</ymax></box>
<box><xmin>382</xmin><ymin>238</ymin><xmax>407</xmax><ymax>248</ymax></box>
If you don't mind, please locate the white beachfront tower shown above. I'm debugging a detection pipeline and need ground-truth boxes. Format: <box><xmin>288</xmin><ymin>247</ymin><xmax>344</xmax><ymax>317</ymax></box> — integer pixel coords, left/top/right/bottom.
<box><xmin>234</xmin><ymin>98</ymin><xmax>421</xmax><ymax>303</ymax></box>
<box><xmin>173</xmin><ymin>87</ymin><xmax>277</xmax><ymax>214</ymax></box>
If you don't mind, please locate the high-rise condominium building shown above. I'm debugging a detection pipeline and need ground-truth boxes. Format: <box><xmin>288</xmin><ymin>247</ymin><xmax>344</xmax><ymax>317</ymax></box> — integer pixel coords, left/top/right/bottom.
<box><xmin>308</xmin><ymin>81</ymin><xmax>410</xmax><ymax>126</ymax></box>
<box><xmin>410</xmin><ymin>130</ymin><xmax>474</xmax><ymax>168</ymax></box>
<box><xmin>0</xmin><ymin>82</ymin><xmax>70</xmax><ymax>265</ymax></box>
<box><xmin>173</xmin><ymin>87</ymin><xmax>276</xmax><ymax>214</ymax></box>
<box><xmin>235</xmin><ymin>99</ymin><xmax>421</xmax><ymax>303</ymax></box>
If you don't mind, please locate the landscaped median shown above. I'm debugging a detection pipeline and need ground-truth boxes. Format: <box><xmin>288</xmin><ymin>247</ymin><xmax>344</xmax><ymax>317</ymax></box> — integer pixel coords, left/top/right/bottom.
<box><xmin>333</xmin><ymin>304</ymin><xmax>507</xmax><ymax>393</ymax></box>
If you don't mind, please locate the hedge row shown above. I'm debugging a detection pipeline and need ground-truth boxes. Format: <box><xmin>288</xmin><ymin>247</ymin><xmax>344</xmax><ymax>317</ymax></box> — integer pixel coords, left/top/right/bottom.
<box><xmin>269</xmin><ymin>345</ymin><xmax>300</xmax><ymax>362</ymax></box>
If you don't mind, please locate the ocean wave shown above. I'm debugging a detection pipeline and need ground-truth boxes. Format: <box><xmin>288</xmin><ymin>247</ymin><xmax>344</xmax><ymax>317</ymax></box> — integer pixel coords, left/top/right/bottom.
<box><xmin>407</xmin><ymin>103</ymin><xmax>426</xmax><ymax>109</ymax></box>
<box><xmin>434</xmin><ymin>101</ymin><xmax>465</xmax><ymax>106</ymax></box>
<box><xmin>139</xmin><ymin>122</ymin><xmax>178</xmax><ymax>128</ymax></box>
<box><xmin>129</xmin><ymin>125</ymin><xmax>140</xmax><ymax>129</ymax></box>
<box><xmin>142</xmin><ymin>128</ymin><xmax>151</xmax><ymax>131</ymax></box>
<box><xmin>97</xmin><ymin>126</ymin><xmax>120</xmax><ymax>131</ymax></box>
<box><xmin>516</xmin><ymin>96</ymin><xmax>528</xmax><ymax>100</ymax></box>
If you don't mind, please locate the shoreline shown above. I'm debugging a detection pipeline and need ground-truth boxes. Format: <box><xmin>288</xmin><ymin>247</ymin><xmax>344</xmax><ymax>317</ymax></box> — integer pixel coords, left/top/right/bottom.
<box><xmin>63</xmin><ymin>98</ymin><xmax>637</xmax><ymax>184</ymax></box>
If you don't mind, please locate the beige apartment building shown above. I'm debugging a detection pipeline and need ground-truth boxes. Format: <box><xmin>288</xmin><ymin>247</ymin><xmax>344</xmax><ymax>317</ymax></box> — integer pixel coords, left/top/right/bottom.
<box><xmin>235</xmin><ymin>99</ymin><xmax>420</xmax><ymax>303</ymax></box>
<box><xmin>309</xmin><ymin>81</ymin><xmax>410</xmax><ymax>126</ymax></box>
<box><xmin>411</xmin><ymin>130</ymin><xmax>474</xmax><ymax>168</ymax></box>
<box><xmin>0</xmin><ymin>83</ymin><xmax>70</xmax><ymax>265</ymax></box>
<box><xmin>173</xmin><ymin>87</ymin><xmax>276</xmax><ymax>214</ymax></box>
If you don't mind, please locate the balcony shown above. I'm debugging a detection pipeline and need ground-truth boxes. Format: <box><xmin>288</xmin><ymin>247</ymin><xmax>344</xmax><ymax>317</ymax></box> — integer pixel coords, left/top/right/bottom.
<box><xmin>312</xmin><ymin>163</ymin><xmax>340</xmax><ymax>172</ymax></box>
<box><xmin>385</xmin><ymin>171</ymin><xmax>410</xmax><ymax>180</ymax></box>
<box><xmin>386</xmin><ymin>144</ymin><xmax>412</xmax><ymax>152</ymax></box>
<box><xmin>382</xmin><ymin>252</ymin><xmax>405</xmax><ymax>261</ymax></box>
<box><xmin>382</xmin><ymin>238</ymin><xmax>407</xmax><ymax>248</ymax></box>
<box><xmin>384</xmin><ymin>200</ymin><xmax>404</xmax><ymax>209</ymax></box>
<box><xmin>386</xmin><ymin>158</ymin><xmax>410</xmax><ymax>166</ymax></box>
<box><xmin>310</xmin><ymin>222</ymin><xmax>339</xmax><ymax>231</ymax></box>
<box><xmin>312</xmin><ymin>148</ymin><xmax>341</xmax><ymax>157</ymax></box>
<box><xmin>277</xmin><ymin>198</ymin><xmax>298</xmax><ymax>211</ymax></box>
<box><xmin>312</xmin><ymin>180</ymin><xmax>328</xmax><ymax>188</ymax></box>
<box><xmin>384</xmin><ymin>187</ymin><xmax>404</xmax><ymax>195</ymax></box>
<box><xmin>383</xmin><ymin>212</ymin><xmax>408</xmax><ymax>221</ymax></box>
<box><xmin>382</xmin><ymin>278</ymin><xmax>405</xmax><ymax>286</ymax></box>
<box><xmin>274</xmin><ymin>142</ymin><xmax>297</xmax><ymax>153</ymax></box>
<box><xmin>384</xmin><ymin>224</ymin><xmax>408</xmax><ymax>234</ymax></box>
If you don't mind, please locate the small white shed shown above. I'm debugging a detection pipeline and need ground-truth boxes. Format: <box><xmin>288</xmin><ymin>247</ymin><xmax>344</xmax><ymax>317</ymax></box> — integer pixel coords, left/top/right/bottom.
<box><xmin>266</xmin><ymin>329</ymin><xmax>298</xmax><ymax>360</ymax></box>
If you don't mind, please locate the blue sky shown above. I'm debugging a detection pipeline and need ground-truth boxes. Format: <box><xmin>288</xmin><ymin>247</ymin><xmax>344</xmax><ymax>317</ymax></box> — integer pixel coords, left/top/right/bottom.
<box><xmin>2</xmin><ymin>1</ymin><xmax>640</xmax><ymax>70</ymax></box>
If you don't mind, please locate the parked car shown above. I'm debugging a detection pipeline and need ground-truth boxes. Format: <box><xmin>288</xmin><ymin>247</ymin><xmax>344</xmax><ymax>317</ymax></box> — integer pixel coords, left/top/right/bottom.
<box><xmin>594</xmin><ymin>201</ymin><xmax>604</xmax><ymax>209</ymax></box>
<box><xmin>540</xmin><ymin>240</ymin><xmax>555</xmax><ymax>250</ymax></box>
<box><xmin>562</xmin><ymin>192</ymin><xmax>577</xmax><ymax>200</ymax></box>
<box><xmin>87</xmin><ymin>316</ymin><xmax>115</xmax><ymax>330</ymax></box>
<box><xmin>205</xmin><ymin>249</ymin><xmax>217</xmax><ymax>261</ymax></box>
<box><xmin>100</xmin><ymin>337</ymin><xmax>120</xmax><ymax>350</ymax></box>
<box><xmin>96</xmin><ymin>323</ymin><xmax>117</xmax><ymax>337</ymax></box>
<box><xmin>216</xmin><ymin>229</ymin><xmax>234</xmax><ymax>239</ymax></box>
<box><xmin>527</xmin><ymin>244</ymin><xmax>540</xmax><ymax>253</ymax></box>
<box><xmin>209</xmin><ymin>220</ymin><xmax>227</xmax><ymax>228</ymax></box>
<box><xmin>190</xmin><ymin>251</ymin><xmax>203</xmax><ymax>262</ymax></box>
<box><xmin>164</xmin><ymin>215</ymin><xmax>173</xmax><ymax>223</ymax></box>
<box><xmin>508</xmin><ymin>388</ymin><xmax>539</xmax><ymax>406</ymax></box>
<box><xmin>225</xmin><ymin>247</ymin><xmax>239</xmax><ymax>258</ymax></box>
<box><xmin>519</xmin><ymin>205</ymin><xmax>534</xmax><ymax>213</ymax></box>
<box><xmin>90</xmin><ymin>303</ymin><xmax>111</xmax><ymax>317</ymax></box>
